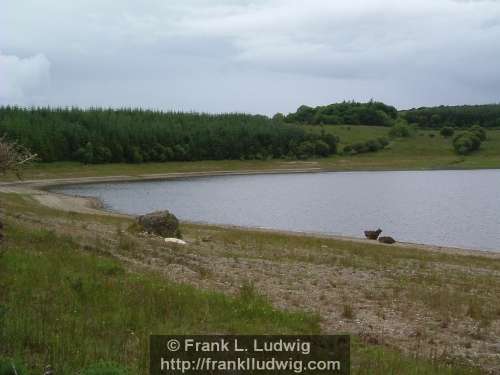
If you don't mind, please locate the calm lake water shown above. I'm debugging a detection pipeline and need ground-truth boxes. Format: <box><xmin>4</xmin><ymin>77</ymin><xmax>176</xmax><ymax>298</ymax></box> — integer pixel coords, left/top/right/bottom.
<box><xmin>53</xmin><ymin>170</ymin><xmax>500</xmax><ymax>252</ymax></box>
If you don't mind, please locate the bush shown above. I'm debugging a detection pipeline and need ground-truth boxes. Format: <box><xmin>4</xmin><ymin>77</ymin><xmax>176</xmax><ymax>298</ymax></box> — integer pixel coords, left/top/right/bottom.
<box><xmin>469</xmin><ymin>125</ymin><xmax>487</xmax><ymax>141</ymax></box>
<box><xmin>440</xmin><ymin>127</ymin><xmax>454</xmax><ymax>137</ymax></box>
<box><xmin>313</xmin><ymin>140</ymin><xmax>330</xmax><ymax>157</ymax></box>
<box><xmin>344</xmin><ymin>137</ymin><xmax>388</xmax><ymax>155</ymax></box>
<box><xmin>389</xmin><ymin>122</ymin><xmax>412</xmax><ymax>138</ymax></box>
<box><xmin>296</xmin><ymin>141</ymin><xmax>315</xmax><ymax>159</ymax></box>
<box><xmin>453</xmin><ymin>132</ymin><xmax>482</xmax><ymax>155</ymax></box>
<box><xmin>352</xmin><ymin>142</ymin><xmax>368</xmax><ymax>154</ymax></box>
<box><xmin>377</xmin><ymin>137</ymin><xmax>389</xmax><ymax>147</ymax></box>
<box><xmin>342</xmin><ymin>144</ymin><xmax>352</xmax><ymax>155</ymax></box>
<box><xmin>81</xmin><ymin>361</ymin><xmax>129</xmax><ymax>375</ymax></box>
<box><xmin>365</xmin><ymin>139</ymin><xmax>381</xmax><ymax>152</ymax></box>
<box><xmin>320</xmin><ymin>134</ymin><xmax>339</xmax><ymax>154</ymax></box>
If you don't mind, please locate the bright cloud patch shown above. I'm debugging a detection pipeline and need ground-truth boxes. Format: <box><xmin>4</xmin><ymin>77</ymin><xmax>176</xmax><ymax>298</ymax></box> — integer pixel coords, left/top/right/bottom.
<box><xmin>0</xmin><ymin>52</ymin><xmax>51</xmax><ymax>103</ymax></box>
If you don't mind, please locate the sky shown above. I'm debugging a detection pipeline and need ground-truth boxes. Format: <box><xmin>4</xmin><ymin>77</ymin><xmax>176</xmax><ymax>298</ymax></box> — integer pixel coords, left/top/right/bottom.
<box><xmin>1</xmin><ymin>0</ymin><xmax>500</xmax><ymax>115</ymax></box>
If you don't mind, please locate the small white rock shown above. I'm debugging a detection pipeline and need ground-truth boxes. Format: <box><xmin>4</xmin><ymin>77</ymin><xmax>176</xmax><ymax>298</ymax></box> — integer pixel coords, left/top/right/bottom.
<box><xmin>164</xmin><ymin>237</ymin><xmax>187</xmax><ymax>245</ymax></box>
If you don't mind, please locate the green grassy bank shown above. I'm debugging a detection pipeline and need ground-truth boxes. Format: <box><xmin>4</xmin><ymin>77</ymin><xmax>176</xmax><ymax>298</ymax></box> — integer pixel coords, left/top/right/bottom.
<box><xmin>0</xmin><ymin>220</ymin><xmax>319</xmax><ymax>374</ymax></box>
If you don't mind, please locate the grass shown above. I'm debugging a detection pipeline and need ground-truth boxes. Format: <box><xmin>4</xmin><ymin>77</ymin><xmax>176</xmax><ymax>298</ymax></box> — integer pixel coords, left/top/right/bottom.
<box><xmin>0</xmin><ymin>127</ymin><xmax>498</xmax><ymax>181</ymax></box>
<box><xmin>0</xmin><ymin>193</ymin><xmax>489</xmax><ymax>374</ymax></box>
<box><xmin>0</xmin><ymin>224</ymin><xmax>319</xmax><ymax>374</ymax></box>
<box><xmin>350</xmin><ymin>338</ymin><xmax>479</xmax><ymax>375</ymax></box>
<box><xmin>308</xmin><ymin>125</ymin><xmax>500</xmax><ymax>170</ymax></box>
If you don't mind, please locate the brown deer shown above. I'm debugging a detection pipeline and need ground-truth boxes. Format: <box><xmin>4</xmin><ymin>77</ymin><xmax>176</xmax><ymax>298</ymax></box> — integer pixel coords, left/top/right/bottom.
<box><xmin>364</xmin><ymin>228</ymin><xmax>382</xmax><ymax>240</ymax></box>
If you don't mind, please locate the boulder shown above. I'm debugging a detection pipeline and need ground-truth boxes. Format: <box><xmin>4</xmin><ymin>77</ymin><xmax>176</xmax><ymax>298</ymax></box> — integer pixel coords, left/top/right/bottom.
<box><xmin>137</xmin><ymin>210</ymin><xmax>181</xmax><ymax>238</ymax></box>
<box><xmin>364</xmin><ymin>228</ymin><xmax>382</xmax><ymax>240</ymax></box>
<box><xmin>378</xmin><ymin>236</ymin><xmax>396</xmax><ymax>244</ymax></box>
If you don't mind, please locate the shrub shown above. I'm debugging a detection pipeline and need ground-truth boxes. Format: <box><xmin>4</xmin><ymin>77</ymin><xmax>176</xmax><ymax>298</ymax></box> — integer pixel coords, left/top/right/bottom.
<box><xmin>469</xmin><ymin>125</ymin><xmax>487</xmax><ymax>141</ymax></box>
<box><xmin>320</xmin><ymin>134</ymin><xmax>339</xmax><ymax>154</ymax></box>
<box><xmin>453</xmin><ymin>131</ymin><xmax>482</xmax><ymax>155</ymax></box>
<box><xmin>389</xmin><ymin>118</ymin><xmax>414</xmax><ymax>138</ymax></box>
<box><xmin>352</xmin><ymin>142</ymin><xmax>368</xmax><ymax>154</ymax></box>
<box><xmin>94</xmin><ymin>146</ymin><xmax>113</xmax><ymax>163</ymax></box>
<box><xmin>389</xmin><ymin>123</ymin><xmax>412</xmax><ymax>138</ymax></box>
<box><xmin>344</xmin><ymin>138</ymin><xmax>388</xmax><ymax>155</ymax></box>
<box><xmin>440</xmin><ymin>127</ymin><xmax>454</xmax><ymax>137</ymax></box>
<box><xmin>81</xmin><ymin>361</ymin><xmax>129</xmax><ymax>375</ymax></box>
<box><xmin>377</xmin><ymin>137</ymin><xmax>389</xmax><ymax>147</ymax></box>
<box><xmin>365</xmin><ymin>139</ymin><xmax>382</xmax><ymax>152</ymax></box>
<box><xmin>342</xmin><ymin>144</ymin><xmax>352</xmax><ymax>155</ymax></box>
<box><xmin>313</xmin><ymin>140</ymin><xmax>330</xmax><ymax>157</ymax></box>
<box><xmin>296</xmin><ymin>141</ymin><xmax>315</xmax><ymax>159</ymax></box>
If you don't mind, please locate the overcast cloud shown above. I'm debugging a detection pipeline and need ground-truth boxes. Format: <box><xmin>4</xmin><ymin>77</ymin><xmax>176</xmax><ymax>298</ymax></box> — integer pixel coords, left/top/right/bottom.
<box><xmin>1</xmin><ymin>0</ymin><xmax>499</xmax><ymax>114</ymax></box>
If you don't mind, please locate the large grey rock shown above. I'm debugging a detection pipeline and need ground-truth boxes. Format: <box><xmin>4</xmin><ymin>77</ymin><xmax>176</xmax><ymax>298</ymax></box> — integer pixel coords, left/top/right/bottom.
<box><xmin>137</xmin><ymin>210</ymin><xmax>181</xmax><ymax>238</ymax></box>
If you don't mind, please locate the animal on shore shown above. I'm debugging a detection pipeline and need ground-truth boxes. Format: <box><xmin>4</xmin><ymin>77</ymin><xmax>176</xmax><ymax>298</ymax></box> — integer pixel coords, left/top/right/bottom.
<box><xmin>378</xmin><ymin>236</ymin><xmax>396</xmax><ymax>244</ymax></box>
<box><xmin>364</xmin><ymin>228</ymin><xmax>382</xmax><ymax>240</ymax></box>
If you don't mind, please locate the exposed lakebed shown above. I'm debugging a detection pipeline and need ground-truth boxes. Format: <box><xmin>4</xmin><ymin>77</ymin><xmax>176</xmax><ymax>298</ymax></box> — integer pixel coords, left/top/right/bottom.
<box><xmin>53</xmin><ymin>169</ymin><xmax>500</xmax><ymax>251</ymax></box>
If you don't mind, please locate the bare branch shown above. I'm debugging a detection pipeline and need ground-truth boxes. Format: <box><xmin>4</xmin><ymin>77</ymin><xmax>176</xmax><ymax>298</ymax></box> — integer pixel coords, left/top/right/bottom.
<box><xmin>0</xmin><ymin>135</ymin><xmax>38</xmax><ymax>178</ymax></box>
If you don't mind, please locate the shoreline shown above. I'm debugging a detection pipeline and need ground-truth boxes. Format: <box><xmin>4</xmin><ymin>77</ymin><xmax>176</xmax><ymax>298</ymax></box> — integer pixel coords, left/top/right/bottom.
<box><xmin>1</xmin><ymin>167</ymin><xmax>499</xmax><ymax>258</ymax></box>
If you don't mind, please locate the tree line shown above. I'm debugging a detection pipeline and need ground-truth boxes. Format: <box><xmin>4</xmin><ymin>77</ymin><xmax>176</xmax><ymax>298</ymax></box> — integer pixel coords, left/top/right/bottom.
<box><xmin>282</xmin><ymin>101</ymin><xmax>500</xmax><ymax>129</ymax></box>
<box><xmin>281</xmin><ymin>101</ymin><xmax>398</xmax><ymax>126</ymax></box>
<box><xmin>401</xmin><ymin>104</ymin><xmax>500</xmax><ymax>128</ymax></box>
<box><xmin>0</xmin><ymin>107</ymin><xmax>338</xmax><ymax>163</ymax></box>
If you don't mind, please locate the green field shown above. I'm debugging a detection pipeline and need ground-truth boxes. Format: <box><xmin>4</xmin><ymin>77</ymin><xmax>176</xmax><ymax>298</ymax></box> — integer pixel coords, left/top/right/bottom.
<box><xmin>309</xmin><ymin>125</ymin><xmax>500</xmax><ymax>169</ymax></box>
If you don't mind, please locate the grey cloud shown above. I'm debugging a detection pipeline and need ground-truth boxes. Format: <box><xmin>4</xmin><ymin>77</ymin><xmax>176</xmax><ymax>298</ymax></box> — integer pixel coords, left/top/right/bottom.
<box><xmin>0</xmin><ymin>51</ymin><xmax>51</xmax><ymax>104</ymax></box>
<box><xmin>1</xmin><ymin>0</ymin><xmax>500</xmax><ymax>114</ymax></box>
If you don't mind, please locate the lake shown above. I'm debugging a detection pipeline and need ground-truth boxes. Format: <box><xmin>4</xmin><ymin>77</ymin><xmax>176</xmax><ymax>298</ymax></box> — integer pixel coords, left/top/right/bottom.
<box><xmin>53</xmin><ymin>170</ymin><xmax>500</xmax><ymax>252</ymax></box>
